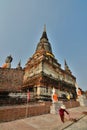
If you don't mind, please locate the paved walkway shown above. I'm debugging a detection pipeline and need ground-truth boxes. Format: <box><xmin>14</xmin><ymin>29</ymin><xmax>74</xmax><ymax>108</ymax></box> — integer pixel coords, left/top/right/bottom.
<box><xmin>64</xmin><ymin>115</ymin><xmax>87</xmax><ymax>130</ymax></box>
<box><xmin>0</xmin><ymin>106</ymin><xmax>87</xmax><ymax>130</ymax></box>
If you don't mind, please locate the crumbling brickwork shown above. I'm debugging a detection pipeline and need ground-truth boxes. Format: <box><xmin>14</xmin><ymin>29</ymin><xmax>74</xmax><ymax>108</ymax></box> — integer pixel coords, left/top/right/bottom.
<box><xmin>0</xmin><ymin>68</ymin><xmax>24</xmax><ymax>92</ymax></box>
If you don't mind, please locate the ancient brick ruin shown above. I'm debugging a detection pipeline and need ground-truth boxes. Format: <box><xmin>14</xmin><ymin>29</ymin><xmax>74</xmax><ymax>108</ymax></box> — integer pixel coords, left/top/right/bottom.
<box><xmin>0</xmin><ymin>26</ymin><xmax>77</xmax><ymax>105</ymax></box>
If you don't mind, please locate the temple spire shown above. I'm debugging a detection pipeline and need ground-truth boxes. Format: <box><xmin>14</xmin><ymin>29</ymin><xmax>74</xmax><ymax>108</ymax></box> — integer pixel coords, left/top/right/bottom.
<box><xmin>16</xmin><ymin>60</ymin><xmax>22</xmax><ymax>69</ymax></box>
<box><xmin>36</xmin><ymin>25</ymin><xmax>53</xmax><ymax>54</ymax></box>
<box><xmin>64</xmin><ymin>59</ymin><xmax>72</xmax><ymax>74</ymax></box>
<box><xmin>40</xmin><ymin>24</ymin><xmax>48</xmax><ymax>41</ymax></box>
<box><xmin>44</xmin><ymin>24</ymin><xmax>46</xmax><ymax>32</ymax></box>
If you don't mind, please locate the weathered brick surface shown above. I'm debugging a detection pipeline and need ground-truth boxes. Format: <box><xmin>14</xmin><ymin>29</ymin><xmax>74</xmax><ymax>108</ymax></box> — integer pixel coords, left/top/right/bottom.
<box><xmin>0</xmin><ymin>102</ymin><xmax>50</xmax><ymax>122</ymax></box>
<box><xmin>63</xmin><ymin>100</ymin><xmax>80</xmax><ymax>108</ymax></box>
<box><xmin>0</xmin><ymin>68</ymin><xmax>24</xmax><ymax>92</ymax></box>
<box><xmin>0</xmin><ymin>101</ymin><xmax>79</xmax><ymax>122</ymax></box>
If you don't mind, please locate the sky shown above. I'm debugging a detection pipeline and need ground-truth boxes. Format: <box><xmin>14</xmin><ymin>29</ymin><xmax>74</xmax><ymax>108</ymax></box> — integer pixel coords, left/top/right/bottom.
<box><xmin>0</xmin><ymin>0</ymin><xmax>87</xmax><ymax>91</ymax></box>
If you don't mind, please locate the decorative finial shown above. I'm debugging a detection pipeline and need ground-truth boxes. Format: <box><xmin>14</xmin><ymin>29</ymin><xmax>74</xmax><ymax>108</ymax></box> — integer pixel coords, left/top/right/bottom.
<box><xmin>40</xmin><ymin>24</ymin><xmax>48</xmax><ymax>41</ymax></box>
<box><xmin>44</xmin><ymin>24</ymin><xmax>46</xmax><ymax>32</ymax></box>
<box><xmin>64</xmin><ymin>59</ymin><xmax>68</xmax><ymax>70</ymax></box>
<box><xmin>64</xmin><ymin>59</ymin><xmax>72</xmax><ymax>74</ymax></box>
<box><xmin>17</xmin><ymin>60</ymin><xmax>22</xmax><ymax>69</ymax></box>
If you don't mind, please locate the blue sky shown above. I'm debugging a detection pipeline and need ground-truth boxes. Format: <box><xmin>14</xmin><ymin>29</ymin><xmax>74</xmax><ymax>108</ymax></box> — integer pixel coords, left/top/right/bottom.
<box><xmin>0</xmin><ymin>0</ymin><xmax>87</xmax><ymax>91</ymax></box>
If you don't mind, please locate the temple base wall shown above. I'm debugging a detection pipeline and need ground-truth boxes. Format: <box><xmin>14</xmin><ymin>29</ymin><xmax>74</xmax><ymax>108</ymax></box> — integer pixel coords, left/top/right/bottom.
<box><xmin>0</xmin><ymin>101</ymin><xmax>80</xmax><ymax>122</ymax></box>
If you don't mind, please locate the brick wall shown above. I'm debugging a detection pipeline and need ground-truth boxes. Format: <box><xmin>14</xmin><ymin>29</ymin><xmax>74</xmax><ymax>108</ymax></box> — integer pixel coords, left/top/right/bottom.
<box><xmin>63</xmin><ymin>100</ymin><xmax>80</xmax><ymax>108</ymax></box>
<box><xmin>0</xmin><ymin>68</ymin><xmax>24</xmax><ymax>92</ymax></box>
<box><xmin>0</xmin><ymin>102</ymin><xmax>51</xmax><ymax>122</ymax></box>
<box><xmin>0</xmin><ymin>101</ymin><xmax>80</xmax><ymax>122</ymax></box>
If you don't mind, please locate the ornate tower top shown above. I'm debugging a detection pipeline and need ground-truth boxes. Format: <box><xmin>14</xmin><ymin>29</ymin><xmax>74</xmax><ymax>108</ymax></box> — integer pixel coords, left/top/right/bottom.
<box><xmin>36</xmin><ymin>25</ymin><xmax>53</xmax><ymax>54</ymax></box>
<box><xmin>16</xmin><ymin>60</ymin><xmax>22</xmax><ymax>69</ymax></box>
<box><xmin>40</xmin><ymin>24</ymin><xmax>48</xmax><ymax>41</ymax></box>
<box><xmin>64</xmin><ymin>60</ymin><xmax>72</xmax><ymax>74</ymax></box>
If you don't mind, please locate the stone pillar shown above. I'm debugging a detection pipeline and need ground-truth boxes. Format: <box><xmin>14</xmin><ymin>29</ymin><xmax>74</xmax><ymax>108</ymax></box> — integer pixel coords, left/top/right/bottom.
<box><xmin>51</xmin><ymin>88</ymin><xmax>55</xmax><ymax>102</ymax></box>
<box><xmin>37</xmin><ymin>86</ymin><xmax>40</xmax><ymax>96</ymax></box>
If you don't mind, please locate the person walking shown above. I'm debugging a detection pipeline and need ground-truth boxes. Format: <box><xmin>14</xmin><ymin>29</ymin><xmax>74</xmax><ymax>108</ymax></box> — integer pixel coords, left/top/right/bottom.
<box><xmin>59</xmin><ymin>105</ymin><xmax>69</xmax><ymax>123</ymax></box>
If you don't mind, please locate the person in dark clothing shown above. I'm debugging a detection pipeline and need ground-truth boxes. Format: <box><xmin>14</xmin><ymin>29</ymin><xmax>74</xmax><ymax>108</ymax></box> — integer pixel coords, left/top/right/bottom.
<box><xmin>59</xmin><ymin>105</ymin><xmax>69</xmax><ymax>123</ymax></box>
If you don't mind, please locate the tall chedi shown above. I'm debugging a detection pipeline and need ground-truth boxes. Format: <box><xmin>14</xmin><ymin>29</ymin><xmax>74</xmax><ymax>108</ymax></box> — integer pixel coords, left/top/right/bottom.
<box><xmin>23</xmin><ymin>25</ymin><xmax>76</xmax><ymax>100</ymax></box>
